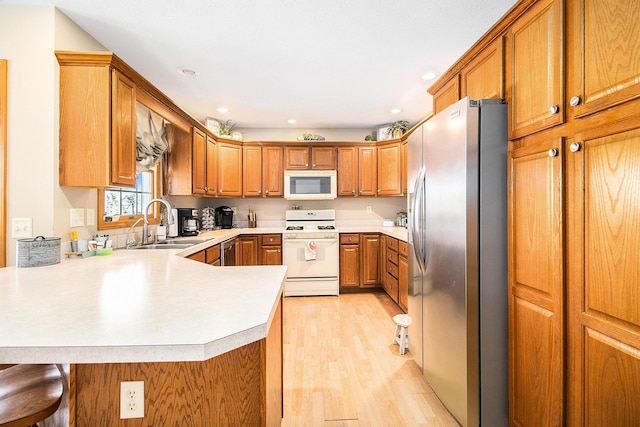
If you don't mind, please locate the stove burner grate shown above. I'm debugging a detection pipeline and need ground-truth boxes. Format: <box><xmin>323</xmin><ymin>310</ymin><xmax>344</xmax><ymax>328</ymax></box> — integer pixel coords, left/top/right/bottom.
<box><xmin>286</xmin><ymin>226</ymin><xmax>304</xmax><ymax>231</ymax></box>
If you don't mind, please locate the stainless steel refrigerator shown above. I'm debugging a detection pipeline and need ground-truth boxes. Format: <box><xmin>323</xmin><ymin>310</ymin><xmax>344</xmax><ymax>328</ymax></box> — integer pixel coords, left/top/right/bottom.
<box><xmin>407</xmin><ymin>97</ymin><xmax>508</xmax><ymax>427</ymax></box>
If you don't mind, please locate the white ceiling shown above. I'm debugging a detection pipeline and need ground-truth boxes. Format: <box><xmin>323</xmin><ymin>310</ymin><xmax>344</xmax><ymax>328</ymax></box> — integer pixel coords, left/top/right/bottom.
<box><xmin>4</xmin><ymin>0</ymin><xmax>517</xmax><ymax>129</ymax></box>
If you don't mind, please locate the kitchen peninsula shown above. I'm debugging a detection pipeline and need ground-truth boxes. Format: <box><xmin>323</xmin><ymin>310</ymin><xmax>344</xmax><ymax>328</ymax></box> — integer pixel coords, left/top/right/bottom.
<box><xmin>0</xmin><ymin>248</ymin><xmax>286</xmax><ymax>426</ymax></box>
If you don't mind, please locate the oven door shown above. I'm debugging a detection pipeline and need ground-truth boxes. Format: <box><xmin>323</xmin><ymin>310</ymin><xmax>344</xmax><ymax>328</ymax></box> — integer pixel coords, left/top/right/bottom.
<box><xmin>283</xmin><ymin>237</ymin><xmax>339</xmax><ymax>278</ymax></box>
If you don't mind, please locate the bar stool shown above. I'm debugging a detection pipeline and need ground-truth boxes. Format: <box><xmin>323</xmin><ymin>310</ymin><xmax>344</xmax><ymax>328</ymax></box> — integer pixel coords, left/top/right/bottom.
<box><xmin>0</xmin><ymin>364</ymin><xmax>64</xmax><ymax>427</ymax></box>
<box><xmin>392</xmin><ymin>313</ymin><xmax>411</xmax><ymax>355</ymax></box>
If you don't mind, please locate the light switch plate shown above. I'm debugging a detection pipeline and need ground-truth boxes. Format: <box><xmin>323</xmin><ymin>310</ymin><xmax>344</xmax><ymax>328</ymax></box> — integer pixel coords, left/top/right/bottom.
<box><xmin>70</xmin><ymin>208</ymin><xmax>84</xmax><ymax>227</ymax></box>
<box><xmin>86</xmin><ymin>209</ymin><xmax>95</xmax><ymax>226</ymax></box>
<box><xmin>11</xmin><ymin>218</ymin><xmax>32</xmax><ymax>238</ymax></box>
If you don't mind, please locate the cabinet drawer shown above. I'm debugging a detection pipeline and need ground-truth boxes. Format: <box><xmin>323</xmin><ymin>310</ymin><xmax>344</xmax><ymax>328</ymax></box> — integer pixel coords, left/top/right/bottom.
<box><xmin>399</xmin><ymin>241</ymin><xmax>408</xmax><ymax>257</ymax></box>
<box><xmin>386</xmin><ymin>237</ymin><xmax>399</xmax><ymax>252</ymax></box>
<box><xmin>385</xmin><ymin>272</ymin><xmax>399</xmax><ymax>302</ymax></box>
<box><xmin>205</xmin><ymin>245</ymin><xmax>221</xmax><ymax>264</ymax></box>
<box><xmin>261</xmin><ymin>234</ymin><xmax>282</xmax><ymax>246</ymax></box>
<box><xmin>340</xmin><ymin>234</ymin><xmax>359</xmax><ymax>244</ymax></box>
<box><xmin>386</xmin><ymin>250</ymin><xmax>398</xmax><ymax>266</ymax></box>
<box><xmin>386</xmin><ymin>260</ymin><xmax>399</xmax><ymax>278</ymax></box>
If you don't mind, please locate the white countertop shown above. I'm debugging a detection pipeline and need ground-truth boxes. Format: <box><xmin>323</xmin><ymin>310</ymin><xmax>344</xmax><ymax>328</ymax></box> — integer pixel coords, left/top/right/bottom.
<box><xmin>0</xmin><ymin>248</ymin><xmax>286</xmax><ymax>364</ymax></box>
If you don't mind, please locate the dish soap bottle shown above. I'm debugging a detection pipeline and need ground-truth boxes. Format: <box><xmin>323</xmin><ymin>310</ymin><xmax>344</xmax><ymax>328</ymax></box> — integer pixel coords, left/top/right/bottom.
<box><xmin>156</xmin><ymin>222</ymin><xmax>167</xmax><ymax>242</ymax></box>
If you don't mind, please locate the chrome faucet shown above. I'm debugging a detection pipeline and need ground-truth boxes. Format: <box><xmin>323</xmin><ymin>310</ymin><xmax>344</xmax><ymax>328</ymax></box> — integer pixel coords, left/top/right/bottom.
<box><xmin>125</xmin><ymin>217</ymin><xmax>145</xmax><ymax>249</ymax></box>
<box><xmin>142</xmin><ymin>198</ymin><xmax>174</xmax><ymax>245</ymax></box>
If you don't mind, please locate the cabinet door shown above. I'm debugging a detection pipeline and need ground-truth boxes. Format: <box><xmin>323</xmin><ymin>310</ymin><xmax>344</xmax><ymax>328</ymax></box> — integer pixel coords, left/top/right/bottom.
<box><xmin>192</xmin><ymin>128</ymin><xmax>206</xmax><ymax>195</ymax></box>
<box><xmin>311</xmin><ymin>147</ymin><xmax>335</xmax><ymax>169</ymax></box>
<box><xmin>398</xmin><ymin>254</ymin><xmax>408</xmax><ymax>312</ymax></box>
<box><xmin>262</xmin><ymin>146</ymin><xmax>283</xmax><ymax>197</ymax></box>
<box><xmin>260</xmin><ymin>246</ymin><xmax>282</xmax><ymax>266</ymax></box>
<box><xmin>218</xmin><ymin>142</ymin><xmax>243</xmax><ymax>197</ymax></box>
<box><xmin>337</xmin><ymin>147</ymin><xmax>358</xmax><ymax>196</ymax></box>
<box><xmin>508</xmin><ymin>137</ymin><xmax>564</xmax><ymax>427</ymax></box>
<box><xmin>111</xmin><ymin>70</ymin><xmax>137</xmax><ymax>187</ymax></box>
<box><xmin>243</xmin><ymin>145</ymin><xmax>262</xmax><ymax>197</ymax></box>
<box><xmin>433</xmin><ymin>74</ymin><xmax>460</xmax><ymax>115</ymax></box>
<box><xmin>358</xmin><ymin>147</ymin><xmax>377</xmax><ymax>196</ymax></box>
<box><xmin>205</xmin><ymin>136</ymin><xmax>217</xmax><ymax>196</ymax></box>
<box><xmin>506</xmin><ymin>0</ymin><xmax>563</xmax><ymax>139</ymax></box>
<box><xmin>239</xmin><ymin>236</ymin><xmax>259</xmax><ymax>266</ymax></box>
<box><xmin>284</xmin><ymin>147</ymin><xmax>309</xmax><ymax>169</ymax></box>
<box><xmin>360</xmin><ymin>234</ymin><xmax>380</xmax><ymax>287</ymax></box>
<box><xmin>339</xmin><ymin>244</ymin><xmax>360</xmax><ymax>288</ymax></box>
<box><xmin>377</xmin><ymin>142</ymin><xmax>402</xmax><ymax>196</ymax></box>
<box><xmin>566</xmin><ymin>0</ymin><xmax>640</xmax><ymax>120</ymax></box>
<box><xmin>566</xmin><ymin>124</ymin><xmax>640</xmax><ymax>427</ymax></box>
<box><xmin>461</xmin><ymin>36</ymin><xmax>504</xmax><ymax>101</ymax></box>
<box><xmin>401</xmin><ymin>142</ymin><xmax>408</xmax><ymax>196</ymax></box>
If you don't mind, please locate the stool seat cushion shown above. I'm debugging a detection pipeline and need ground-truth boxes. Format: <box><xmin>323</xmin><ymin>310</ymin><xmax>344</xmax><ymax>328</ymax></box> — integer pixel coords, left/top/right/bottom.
<box><xmin>0</xmin><ymin>364</ymin><xmax>64</xmax><ymax>427</ymax></box>
<box><xmin>393</xmin><ymin>313</ymin><xmax>411</xmax><ymax>327</ymax></box>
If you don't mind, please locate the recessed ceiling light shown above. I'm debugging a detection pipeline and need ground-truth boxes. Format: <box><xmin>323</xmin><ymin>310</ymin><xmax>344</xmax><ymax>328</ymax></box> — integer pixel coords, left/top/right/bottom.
<box><xmin>390</xmin><ymin>108</ymin><xmax>402</xmax><ymax>114</ymax></box>
<box><xmin>177</xmin><ymin>66</ymin><xmax>198</xmax><ymax>76</ymax></box>
<box><xmin>217</xmin><ymin>107</ymin><xmax>228</xmax><ymax>113</ymax></box>
<box><xmin>421</xmin><ymin>71</ymin><xmax>437</xmax><ymax>81</ymax></box>
<box><xmin>287</xmin><ymin>119</ymin><xmax>297</xmax><ymax>124</ymax></box>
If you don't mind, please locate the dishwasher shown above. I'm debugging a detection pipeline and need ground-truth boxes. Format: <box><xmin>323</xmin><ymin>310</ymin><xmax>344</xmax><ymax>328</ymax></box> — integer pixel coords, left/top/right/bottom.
<box><xmin>221</xmin><ymin>237</ymin><xmax>237</xmax><ymax>266</ymax></box>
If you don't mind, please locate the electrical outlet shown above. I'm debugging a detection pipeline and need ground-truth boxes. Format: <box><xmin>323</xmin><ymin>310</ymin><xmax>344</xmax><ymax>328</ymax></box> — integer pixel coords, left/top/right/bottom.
<box><xmin>11</xmin><ymin>218</ymin><xmax>32</xmax><ymax>238</ymax></box>
<box><xmin>366</xmin><ymin>206</ymin><xmax>372</xmax><ymax>214</ymax></box>
<box><xmin>120</xmin><ymin>381</ymin><xmax>144</xmax><ymax>419</ymax></box>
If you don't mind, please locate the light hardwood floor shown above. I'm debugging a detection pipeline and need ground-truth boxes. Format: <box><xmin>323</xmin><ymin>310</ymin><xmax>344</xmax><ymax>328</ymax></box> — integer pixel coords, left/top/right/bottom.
<box><xmin>281</xmin><ymin>292</ymin><xmax>460</xmax><ymax>426</ymax></box>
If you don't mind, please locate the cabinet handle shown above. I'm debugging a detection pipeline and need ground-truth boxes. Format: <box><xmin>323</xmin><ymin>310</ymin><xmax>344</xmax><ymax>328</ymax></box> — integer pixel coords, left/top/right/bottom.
<box><xmin>204</xmin><ymin>186</ymin><xmax>208</xmax><ymax>191</ymax></box>
<box><xmin>377</xmin><ymin>189</ymin><xmax>380</xmax><ymax>193</ymax></box>
<box><xmin>258</xmin><ymin>190</ymin><xmax>262</xmax><ymax>194</ymax></box>
<box><xmin>548</xmin><ymin>148</ymin><xmax>558</xmax><ymax>157</ymax></box>
<box><xmin>352</xmin><ymin>189</ymin><xmax>355</xmax><ymax>194</ymax></box>
<box><xmin>570</xmin><ymin>142</ymin><xmax>582</xmax><ymax>153</ymax></box>
<box><xmin>312</xmin><ymin>163</ymin><xmax>316</xmax><ymax>167</ymax></box>
<box><xmin>277</xmin><ymin>249</ymin><xmax>281</xmax><ymax>253</ymax></box>
<box><xmin>359</xmin><ymin>189</ymin><xmax>362</xmax><ymax>194</ymax></box>
<box><xmin>569</xmin><ymin>96</ymin><xmax>581</xmax><ymax>107</ymax></box>
<box><xmin>305</xmin><ymin>163</ymin><xmax>309</xmax><ymax>167</ymax></box>
<box><xmin>549</xmin><ymin>105</ymin><xmax>560</xmax><ymax>115</ymax></box>
<box><xmin>269</xmin><ymin>238</ymin><xmax>273</xmax><ymax>242</ymax></box>
<box><xmin>265</xmin><ymin>190</ymin><xmax>269</xmax><ymax>195</ymax></box>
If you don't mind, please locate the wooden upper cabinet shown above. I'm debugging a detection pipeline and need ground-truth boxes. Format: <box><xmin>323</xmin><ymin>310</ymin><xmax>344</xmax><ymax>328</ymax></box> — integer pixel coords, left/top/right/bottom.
<box><xmin>285</xmin><ymin>146</ymin><xmax>335</xmax><ymax>169</ymax></box>
<box><xmin>506</xmin><ymin>0</ymin><xmax>563</xmax><ymax>139</ymax></box>
<box><xmin>192</xmin><ymin>128</ymin><xmax>207</xmax><ymax>195</ymax></box>
<box><xmin>57</xmin><ymin>52</ymin><xmax>137</xmax><ymax>187</ymax></box>
<box><xmin>311</xmin><ymin>147</ymin><xmax>335</xmax><ymax>169</ymax></box>
<box><xmin>284</xmin><ymin>146</ymin><xmax>309</xmax><ymax>169</ymax></box>
<box><xmin>377</xmin><ymin>142</ymin><xmax>402</xmax><ymax>196</ymax></box>
<box><xmin>164</xmin><ymin>125</ymin><xmax>193</xmax><ymax>196</ymax></box>
<box><xmin>358</xmin><ymin>147</ymin><xmax>377</xmax><ymax>196</ymax></box>
<box><xmin>461</xmin><ymin>36</ymin><xmax>505</xmax><ymax>101</ymax></box>
<box><xmin>205</xmin><ymin>136</ymin><xmax>217</xmax><ymax>196</ymax></box>
<box><xmin>401</xmin><ymin>141</ymin><xmax>408</xmax><ymax>196</ymax></box>
<box><xmin>243</xmin><ymin>145</ymin><xmax>262</xmax><ymax>197</ymax></box>
<box><xmin>508</xmin><ymin>135</ymin><xmax>564</xmax><ymax>427</ymax></box>
<box><xmin>262</xmin><ymin>146</ymin><xmax>284</xmax><ymax>197</ymax></box>
<box><xmin>566</xmin><ymin>0</ymin><xmax>640</xmax><ymax>120</ymax></box>
<box><xmin>337</xmin><ymin>147</ymin><xmax>358</xmax><ymax>196</ymax></box>
<box><xmin>218</xmin><ymin>142</ymin><xmax>242</xmax><ymax>197</ymax></box>
<box><xmin>433</xmin><ymin>74</ymin><xmax>460</xmax><ymax>115</ymax></box>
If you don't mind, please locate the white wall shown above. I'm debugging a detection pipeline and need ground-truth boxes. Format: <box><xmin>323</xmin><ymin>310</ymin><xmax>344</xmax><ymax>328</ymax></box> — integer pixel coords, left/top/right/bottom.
<box><xmin>1</xmin><ymin>5</ymin><xmax>105</xmax><ymax>265</ymax></box>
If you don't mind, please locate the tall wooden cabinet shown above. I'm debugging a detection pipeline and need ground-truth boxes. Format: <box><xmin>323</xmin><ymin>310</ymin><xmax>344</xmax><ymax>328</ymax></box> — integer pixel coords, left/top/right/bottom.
<box><xmin>57</xmin><ymin>53</ymin><xmax>137</xmax><ymax>187</ymax></box>
<box><xmin>377</xmin><ymin>142</ymin><xmax>402</xmax><ymax>196</ymax></box>
<box><xmin>243</xmin><ymin>145</ymin><xmax>262</xmax><ymax>197</ymax></box>
<box><xmin>262</xmin><ymin>146</ymin><xmax>284</xmax><ymax>197</ymax></box>
<box><xmin>217</xmin><ymin>142</ymin><xmax>243</xmax><ymax>197</ymax></box>
<box><xmin>508</xmin><ymin>135</ymin><xmax>564</xmax><ymax>426</ymax></box>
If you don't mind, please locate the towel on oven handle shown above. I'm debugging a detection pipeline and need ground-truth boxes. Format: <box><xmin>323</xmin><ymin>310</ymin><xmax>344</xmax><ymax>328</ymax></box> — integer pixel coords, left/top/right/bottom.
<box><xmin>305</xmin><ymin>240</ymin><xmax>317</xmax><ymax>261</ymax></box>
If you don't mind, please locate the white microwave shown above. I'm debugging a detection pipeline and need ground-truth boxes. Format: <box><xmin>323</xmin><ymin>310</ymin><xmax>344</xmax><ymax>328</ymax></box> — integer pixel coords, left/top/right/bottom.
<box><xmin>284</xmin><ymin>170</ymin><xmax>337</xmax><ymax>200</ymax></box>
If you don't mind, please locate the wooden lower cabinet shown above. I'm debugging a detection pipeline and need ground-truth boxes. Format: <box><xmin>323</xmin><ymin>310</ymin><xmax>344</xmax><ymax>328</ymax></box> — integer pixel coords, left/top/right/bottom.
<box><xmin>398</xmin><ymin>248</ymin><xmax>408</xmax><ymax>312</ymax></box>
<box><xmin>71</xmin><ymin>298</ymin><xmax>283</xmax><ymax>426</ymax></box>
<box><xmin>339</xmin><ymin>234</ymin><xmax>360</xmax><ymax>289</ymax></box>
<box><xmin>239</xmin><ymin>235</ymin><xmax>259</xmax><ymax>266</ymax></box>
<box><xmin>260</xmin><ymin>234</ymin><xmax>282</xmax><ymax>265</ymax></box>
<box><xmin>360</xmin><ymin>234</ymin><xmax>380</xmax><ymax>288</ymax></box>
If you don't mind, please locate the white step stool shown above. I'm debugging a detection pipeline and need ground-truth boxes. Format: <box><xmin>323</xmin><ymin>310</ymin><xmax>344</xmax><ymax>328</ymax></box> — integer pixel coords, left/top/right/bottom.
<box><xmin>393</xmin><ymin>314</ymin><xmax>411</xmax><ymax>355</ymax></box>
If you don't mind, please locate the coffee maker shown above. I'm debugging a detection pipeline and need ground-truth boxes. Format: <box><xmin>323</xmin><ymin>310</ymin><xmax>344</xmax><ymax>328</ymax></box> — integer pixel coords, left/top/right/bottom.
<box><xmin>214</xmin><ymin>206</ymin><xmax>234</xmax><ymax>229</ymax></box>
<box><xmin>176</xmin><ymin>208</ymin><xmax>200</xmax><ymax>236</ymax></box>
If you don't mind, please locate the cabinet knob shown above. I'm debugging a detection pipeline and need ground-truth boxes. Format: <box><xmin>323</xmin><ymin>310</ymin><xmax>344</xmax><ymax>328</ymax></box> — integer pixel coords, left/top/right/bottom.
<box><xmin>312</xmin><ymin>163</ymin><xmax>316</xmax><ymax>167</ymax></box>
<box><xmin>269</xmin><ymin>238</ymin><xmax>273</xmax><ymax>242</ymax></box>
<box><xmin>305</xmin><ymin>163</ymin><xmax>309</xmax><ymax>167</ymax></box>
<box><xmin>352</xmin><ymin>189</ymin><xmax>355</xmax><ymax>194</ymax></box>
<box><xmin>377</xmin><ymin>189</ymin><xmax>380</xmax><ymax>193</ymax></box>
<box><xmin>570</xmin><ymin>96</ymin><xmax>581</xmax><ymax>107</ymax></box>
<box><xmin>204</xmin><ymin>186</ymin><xmax>208</xmax><ymax>191</ymax></box>
<box><xmin>570</xmin><ymin>142</ymin><xmax>582</xmax><ymax>153</ymax></box>
<box><xmin>277</xmin><ymin>249</ymin><xmax>281</xmax><ymax>253</ymax></box>
<box><xmin>548</xmin><ymin>148</ymin><xmax>558</xmax><ymax>157</ymax></box>
<box><xmin>258</xmin><ymin>190</ymin><xmax>262</xmax><ymax>194</ymax></box>
<box><xmin>359</xmin><ymin>189</ymin><xmax>362</xmax><ymax>194</ymax></box>
<box><xmin>356</xmin><ymin>247</ymin><xmax>359</xmax><ymax>252</ymax></box>
<box><xmin>265</xmin><ymin>189</ymin><xmax>269</xmax><ymax>195</ymax></box>
<box><xmin>549</xmin><ymin>105</ymin><xmax>560</xmax><ymax>115</ymax></box>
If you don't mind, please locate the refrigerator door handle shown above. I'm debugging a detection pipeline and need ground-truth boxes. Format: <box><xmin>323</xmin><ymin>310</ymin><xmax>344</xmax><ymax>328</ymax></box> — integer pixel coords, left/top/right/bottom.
<box><xmin>411</xmin><ymin>167</ymin><xmax>427</xmax><ymax>273</ymax></box>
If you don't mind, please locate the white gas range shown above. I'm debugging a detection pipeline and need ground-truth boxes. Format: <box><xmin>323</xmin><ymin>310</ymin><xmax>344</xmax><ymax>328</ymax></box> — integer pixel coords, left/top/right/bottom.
<box><xmin>282</xmin><ymin>209</ymin><xmax>339</xmax><ymax>297</ymax></box>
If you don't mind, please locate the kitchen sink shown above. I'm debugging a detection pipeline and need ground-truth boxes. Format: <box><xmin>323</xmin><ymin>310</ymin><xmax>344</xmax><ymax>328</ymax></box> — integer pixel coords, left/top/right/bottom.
<box><xmin>132</xmin><ymin>238</ymin><xmax>212</xmax><ymax>250</ymax></box>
